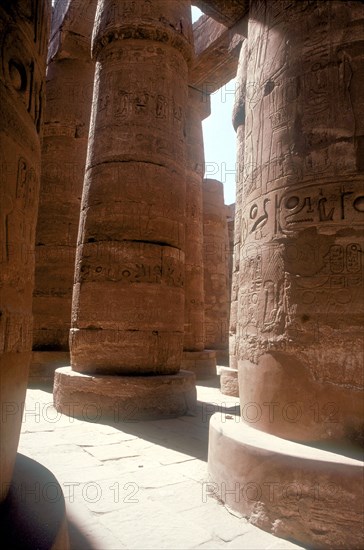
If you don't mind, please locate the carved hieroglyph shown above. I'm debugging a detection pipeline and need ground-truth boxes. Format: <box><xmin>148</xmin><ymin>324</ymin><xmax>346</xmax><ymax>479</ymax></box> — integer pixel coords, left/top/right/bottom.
<box><xmin>0</xmin><ymin>0</ymin><xmax>50</xmax><ymax>501</ymax></box>
<box><xmin>70</xmin><ymin>0</ymin><xmax>193</xmax><ymax>374</ymax></box>
<box><xmin>184</xmin><ymin>87</ymin><xmax>206</xmax><ymax>352</ymax></box>
<box><xmin>237</xmin><ymin>0</ymin><xmax>364</xmax><ymax>442</ymax></box>
<box><xmin>203</xmin><ymin>178</ymin><xmax>230</xmax><ymax>351</ymax></box>
<box><xmin>33</xmin><ymin>1</ymin><xmax>96</xmax><ymax>353</ymax></box>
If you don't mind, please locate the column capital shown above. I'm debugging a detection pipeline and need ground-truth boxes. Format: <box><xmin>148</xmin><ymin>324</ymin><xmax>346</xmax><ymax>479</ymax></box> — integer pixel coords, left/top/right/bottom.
<box><xmin>92</xmin><ymin>1</ymin><xmax>193</xmax><ymax>63</ymax></box>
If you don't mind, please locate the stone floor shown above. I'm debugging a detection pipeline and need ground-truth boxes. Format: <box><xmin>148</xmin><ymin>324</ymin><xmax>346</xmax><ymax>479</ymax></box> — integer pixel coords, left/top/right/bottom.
<box><xmin>18</xmin><ymin>378</ymin><xmax>304</xmax><ymax>550</ymax></box>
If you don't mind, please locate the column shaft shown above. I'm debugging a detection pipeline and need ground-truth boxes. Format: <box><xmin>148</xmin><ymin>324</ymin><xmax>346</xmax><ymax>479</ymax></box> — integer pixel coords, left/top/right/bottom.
<box><xmin>184</xmin><ymin>87</ymin><xmax>207</xmax><ymax>352</ymax></box>
<box><xmin>0</xmin><ymin>0</ymin><xmax>50</xmax><ymax>501</ymax></box>
<box><xmin>33</xmin><ymin>54</ymin><xmax>95</xmax><ymax>352</ymax></box>
<box><xmin>238</xmin><ymin>0</ymin><xmax>364</xmax><ymax>442</ymax></box>
<box><xmin>203</xmin><ymin>178</ymin><xmax>230</xmax><ymax>354</ymax></box>
<box><xmin>229</xmin><ymin>39</ymin><xmax>247</xmax><ymax>372</ymax></box>
<box><xmin>70</xmin><ymin>0</ymin><xmax>193</xmax><ymax>375</ymax></box>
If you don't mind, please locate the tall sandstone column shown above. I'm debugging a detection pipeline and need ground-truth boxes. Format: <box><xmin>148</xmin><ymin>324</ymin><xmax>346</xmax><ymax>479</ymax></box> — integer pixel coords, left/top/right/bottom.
<box><xmin>229</xmin><ymin>39</ymin><xmax>247</xmax><ymax>373</ymax></box>
<box><xmin>203</xmin><ymin>178</ymin><xmax>230</xmax><ymax>364</ymax></box>
<box><xmin>208</xmin><ymin>3</ymin><xmax>364</xmax><ymax>548</ymax></box>
<box><xmin>181</xmin><ymin>87</ymin><xmax>217</xmax><ymax>378</ymax></box>
<box><xmin>238</xmin><ymin>0</ymin><xmax>364</xmax><ymax>443</ymax></box>
<box><xmin>54</xmin><ymin>0</ymin><xmax>196</xmax><ymax>419</ymax></box>
<box><xmin>221</xmin><ymin>40</ymin><xmax>248</xmax><ymax>397</ymax></box>
<box><xmin>0</xmin><ymin>0</ymin><xmax>50</xmax><ymax>501</ymax></box>
<box><xmin>31</xmin><ymin>0</ymin><xmax>97</xmax><ymax>383</ymax></box>
<box><xmin>184</xmin><ymin>87</ymin><xmax>206</xmax><ymax>353</ymax></box>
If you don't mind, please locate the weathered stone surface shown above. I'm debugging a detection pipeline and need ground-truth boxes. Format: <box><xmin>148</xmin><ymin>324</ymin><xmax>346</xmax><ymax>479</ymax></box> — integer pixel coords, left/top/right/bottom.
<box><xmin>184</xmin><ymin>87</ymin><xmax>207</xmax><ymax>352</ymax></box>
<box><xmin>220</xmin><ymin>366</ymin><xmax>239</xmax><ymax>397</ymax></box>
<box><xmin>71</xmin><ymin>241</ymin><xmax>185</xmax><ymax>374</ymax></box>
<box><xmin>208</xmin><ymin>414</ymin><xmax>364</xmax><ymax>549</ymax></box>
<box><xmin>209</xmin><ymin>5</ymin><xmax>364</xmax><ymax>548</ymax></box>
<box><xmin>190</xmin><ymin>15</ymin><xmax>245</xmax><ymax>94</ymax></box>
<box><xmin>54</xmin><ymin>367</ymin><xmax>197</xmax><ymax>421</ymax></box>
<box><xmin>70</xmin><ymin>329</ymin><xmax>184</xmax><ymax>376</ymax></box>
<box><xmin>232</xmin><ymin>38</ymin><xmax>247</xmax><ymax>131</ymax></box>
<box><xmin>181</xmin><ymin>350</ymin><xmax>217</xmax><ymax>379</ymax></box>
<box><xmin>226</xmin><ymin>203</ymin><xmax>234</xmax><ymax>303</ymax></box>
<box><xmin>237</xmin><ymin>0</ymin><xmax>364</xmax><ymax>443</ymax></box>
<box><xmin>49</xmin><ymin>0</ymin><xmax>97</xmax><ymax>60</ymax></box>
<box><xmin>31</xmin><ymin>1</ymin><xmax>97</xmax><ymax>389</ymax></box>
<box><xmin>214</xmin><ymin>349</ymin><xmax>229</xmax><ymax>367</ymax></box>
<box><xmin>194</xmin><ymin>0</ymin><xmax>249</xmax><ymax>28</ymax></box>
<box><xmin>70</xmin><ymin>0</ymin><xmax>194</xmax><ymax>375</ymax></box>
<box><xmin>29</xmin><ymin>351</ymin><xmax>70</xmax><ymax>385</ymax></box>
<box><xmin>203</xmin><ymin>179</ymin><xmax>230</xmax><ymax>352</ymax></box>
<box><xmin>229</xmin><ymin>39</ymin><xmax>246</xmax><ymax>372</ymax></box>
<box><xmin>0</xmin><ymin>0</ymin><xmax>50</xmax><ymax>502</ymax></box>
<box><xmin>81</xmin><ymin>164</ymin><xmax>186</xmax><ymax>248</ymax></box>
<box><xmin>32</xmin><ymin>21</ymin><xmax>96</xmax><ymax>355</ymax></box>
<box><xmin>20</xmin><ymin>385</ymin><xmax>303</xmax><ymax>550</ymax></box>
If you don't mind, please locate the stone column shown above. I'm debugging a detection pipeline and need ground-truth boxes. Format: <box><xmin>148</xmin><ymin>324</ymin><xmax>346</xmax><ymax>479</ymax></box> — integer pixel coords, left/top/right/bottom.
<box><xmin>184</xmin><ymin>87</ymin><xmax>206</xmax><ymax>354</ymax></box>
<box><xmin>31</xmin><ymin>0</ymin><xmax>97</xmax><ymax>384</ymax></box>
<box><xmin>0</xmin><ymin>0</ymin><xmax>50</xmax><ymax>502</ymax></box>
<box><xmin>221</xmin><ymin>40</ymin><xmax>248</xmax><ymax>397</ymax></box>
<box><xmin>220</xmin><ymin>201</ymin><xmax>238</xmax><ymax>395</ymax></box>
<box><xmin>203</xmin><ymin>178</ymin><xmax>230</xmax><ymax>365</ymax></box>
<box><xmin>181</xmin><ymin>87</ymin><xmax>217</xmax><ymax>378</ymax></box>
<box><xmin>238</xmin><ymin>0</ymin><xmax>364</xmax><ymax>443</ymax></box>
<box><xmin>208</xmin><ymin>2</ymin><xmax>364</xmax><ymax>548</ymax></box>
<box><xmin>54</xmin><ymin>0</ymin><xmax>196</xmax><ymax>420</ymax></box>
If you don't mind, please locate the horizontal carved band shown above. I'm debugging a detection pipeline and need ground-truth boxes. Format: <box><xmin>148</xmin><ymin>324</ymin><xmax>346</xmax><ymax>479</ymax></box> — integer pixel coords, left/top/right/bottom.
<box><xmin>92</xmin><ymin>24</ymin><xmax>193</xmax><ymax>63</ymax></box>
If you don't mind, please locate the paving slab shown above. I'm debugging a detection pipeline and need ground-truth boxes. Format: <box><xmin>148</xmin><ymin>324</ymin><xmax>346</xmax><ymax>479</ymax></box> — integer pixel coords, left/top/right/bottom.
<box><xmin>181</xmin><ymin>500</ymin><xmax>251</xmax><ymax>542</ymax></box>
<box><xmin>18</xmin><ymin>385</ymin><xmax>305</xmax><ymax>550</ymax></box>
<box><xmin>99</xmin><ymin>502</ymin><xmax>212</xmax><ymax>549</ymax></box>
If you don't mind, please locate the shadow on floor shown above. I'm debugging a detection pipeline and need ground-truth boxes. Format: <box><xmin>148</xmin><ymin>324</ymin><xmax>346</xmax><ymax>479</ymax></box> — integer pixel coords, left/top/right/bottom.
<box><xmin>26</xmin><ymin>379</ymin><xmax>240</xmax><ymax>462</ymax></box>
<box><xmin>67</xmin><ymin>520</ymin><xmax>99</xmax><ymax>550</ymax></box>
<box><xmin>67</xmin><ymin>398</ymin><xmax>239</xmax><ymax>462</ymax></box>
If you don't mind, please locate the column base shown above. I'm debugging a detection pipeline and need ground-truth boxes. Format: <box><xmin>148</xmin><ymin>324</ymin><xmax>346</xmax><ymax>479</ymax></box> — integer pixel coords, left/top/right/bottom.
<box><xmin>181</xmin><ymin>350</ymin><xmax>217</xmax><ymax>379</ymax></box>
<box><xmin>219</xmin><ymin>366</ymin><xmax>239</xmax><ymax>397</ymax></box>
<box><xmin>0</xmin><ymin>453</ymin><xmax>69</xmax><ymax>549</ymax></box>
<box><xmin>54</xmin><ymin>366</ymin><xmax>197</xmax><ymax>421</ymax></box>
<box><xmin>29</xmin><ymin>352</ymin><xmax>70</xmax><ymax>386</ymax></box>
<box><xmin>208</xmin><ymin>414</ymin><xmax>364</xmax><ymax>549</ymax></box>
